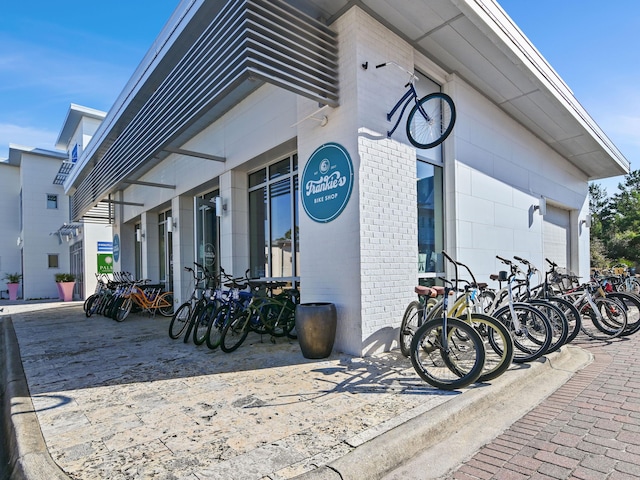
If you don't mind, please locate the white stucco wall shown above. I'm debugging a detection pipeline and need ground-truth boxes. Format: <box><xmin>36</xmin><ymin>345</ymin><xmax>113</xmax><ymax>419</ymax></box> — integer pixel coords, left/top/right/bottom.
<box><xmin>20</xmin><ymin>153</ymin><xmax>70</xmax><ymax>299</ymax></box>
<box><xmin>0</xmin><ymin>163</ymin><xmax>21</xmax><ymax>296</ymax></box>
<box><xmin>450</xmin><ymin>78</ymin><xmax>590</xmax><ymax>282</ymax></box>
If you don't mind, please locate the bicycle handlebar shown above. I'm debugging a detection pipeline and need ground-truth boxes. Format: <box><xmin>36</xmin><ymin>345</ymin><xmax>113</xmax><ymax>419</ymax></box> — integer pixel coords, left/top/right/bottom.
<box><xmin>375</xmin><ymin>61</ymin><xmax>418</xmax><ymax>83</ymax></box>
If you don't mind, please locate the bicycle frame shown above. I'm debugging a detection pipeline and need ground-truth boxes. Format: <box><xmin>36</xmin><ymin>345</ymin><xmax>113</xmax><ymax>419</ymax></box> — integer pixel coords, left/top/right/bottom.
<box><xmin>386</xmin><ymin>84</ymin><xmax>420</xmax><ymax>138</ymax></box>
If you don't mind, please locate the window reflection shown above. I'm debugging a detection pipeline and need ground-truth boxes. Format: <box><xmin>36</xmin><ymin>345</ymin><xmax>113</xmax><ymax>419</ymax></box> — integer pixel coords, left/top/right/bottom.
<box><xmin>417</xmin><ymin>161</ymin><xmax>443</xmax><ymax>274</ymax></box>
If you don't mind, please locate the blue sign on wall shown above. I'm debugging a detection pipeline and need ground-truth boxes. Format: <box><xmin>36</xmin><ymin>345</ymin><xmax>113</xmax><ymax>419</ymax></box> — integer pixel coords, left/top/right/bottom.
<box><xmin>97</xmin><ymin>241</ymin><xmax>113</xmax><ymax>252</ymax></box>
<box><xmin>301</xmin><ymin>143</ymin><xmax>354</xmax><ymax>223</ymax></box>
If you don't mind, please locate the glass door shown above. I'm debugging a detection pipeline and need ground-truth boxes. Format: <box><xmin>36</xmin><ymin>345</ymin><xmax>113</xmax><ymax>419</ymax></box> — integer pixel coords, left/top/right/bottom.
<box><xmin>195</xmin><ymin>191</ymin><xmax>219</xmax><ymax>281</ymax></box>
<box><xmin>159</xmin><ymin>211</ymin><xmax>173</xmax><ymax>292</ymax></box>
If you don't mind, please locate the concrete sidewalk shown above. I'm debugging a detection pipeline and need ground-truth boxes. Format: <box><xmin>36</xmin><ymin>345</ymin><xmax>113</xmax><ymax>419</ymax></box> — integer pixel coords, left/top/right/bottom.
<box><xmin>1</xmin><ymin>301</ymin><xmax>590</xmax><ymax>480</ymax></box>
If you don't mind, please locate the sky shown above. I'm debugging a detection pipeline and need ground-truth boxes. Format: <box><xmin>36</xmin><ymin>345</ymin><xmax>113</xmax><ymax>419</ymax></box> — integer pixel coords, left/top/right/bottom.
<box><xmin>1</xmin><ymin>1</ymin><xmax>638</xmax><ymax>196</ymax></box>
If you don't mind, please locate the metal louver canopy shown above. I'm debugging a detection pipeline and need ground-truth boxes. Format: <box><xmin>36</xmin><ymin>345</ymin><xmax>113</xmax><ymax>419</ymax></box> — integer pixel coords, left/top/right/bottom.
<box><xmin>71</xmin><ymin>0</ymin><xmax>338</xmax><ymax>220</ymax></box>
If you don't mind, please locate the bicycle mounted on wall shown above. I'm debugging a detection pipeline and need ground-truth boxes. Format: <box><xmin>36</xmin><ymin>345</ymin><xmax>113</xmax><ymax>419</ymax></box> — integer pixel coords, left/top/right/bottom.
<box><xmin>376</xmin><ymin>62</ymin><xmax>456</xmax><ymax>149</ymax></box>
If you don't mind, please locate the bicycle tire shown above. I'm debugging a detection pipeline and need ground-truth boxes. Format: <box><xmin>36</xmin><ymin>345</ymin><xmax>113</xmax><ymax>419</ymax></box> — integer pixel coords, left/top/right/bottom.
<box><xmin>528</xmin><ymin>300</ymin><xmax>569</xmax><ymax>353</ymax></box>
<box><xmin>464</xmin><ymin>313</ymin><xmax>514</xmax><ymax>382</ymax></box>
<box><xmin>220</xmin><ymin>309</ymin><xmax>250</xmax><ymax>353</ymax></box>
<box><xmin>84</xmin><ymin>294</ymin><xmax>97</xmax><ymax>317</ymax></box>
<box><xmin>169</xmin><ymin>303</ymin><xmax>191</xmax><ymax>339</ymax></box>
<box><xmin>183</xmin><ymin>301</ymin><xmax>205</xmax><ymax>344</ymax></box>
<box><xmin>492</xmin><ymin>303</ymin><xmax>552</xmax><ymax>363</ymax></box>
<box><xmin>400</xmin><ymin>300</ymin><xmax>424</xmax><ymax>357</ymax></box>
<box><xmin>606</xmin><ymin>292</ymin><xmax>640</xmax><ymax>336</ymax></box>
<box><xmin>406</xmin><ymin>92</ymin><xmax>456</xmax><ymax>149</ymax></box>
<box><xmin>580</xmin><ymin>297</ymin><xmax>627</xmax><ymax>340</ymax></box>
<box><xmin>157</xmin><ymin>292</ymin><xmax>174</xmax><ymax>317</ymax></box>
<box><xmin>267</xmin><ymin>302</ymin><xmax>296</xmax><ymax>338</ymax></box>
<box><xmin>409</xmin><ymin>317</ymin><xmax>485</xmax><ymax>390</ymax></box>
<box><xmin>193</xmin><ymin>302</ymin><xmax>216</xmax><ymax>345</ymax></box>
<box><xmin>547</xmin><ymin>296</ymin><xmax>582</xmax><ymax>344</ymax></box>
<box><xmin>205</xmin><ymin>304</ymin><xmax>228</xmax><ymax>350</ymax></box>
<box><xmin>114</xmin><ymin>297</ymin><xmax>133</xmax><ymax>322</ymax></box>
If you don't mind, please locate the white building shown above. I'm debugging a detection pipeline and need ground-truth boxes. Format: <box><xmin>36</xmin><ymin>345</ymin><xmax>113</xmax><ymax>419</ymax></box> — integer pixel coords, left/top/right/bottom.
<box><xmin>0</xmin><ymin>105</ymin><xmax>112</xmax><ymax>300</ymax></box>
<box><xmin>64</xmin><ymin>0</ymin><xmax>628</xmax><ymax>355</ymax></box>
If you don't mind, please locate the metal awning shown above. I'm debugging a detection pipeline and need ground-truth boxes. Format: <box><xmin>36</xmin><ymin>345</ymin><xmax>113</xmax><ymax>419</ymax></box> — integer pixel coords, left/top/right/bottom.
<box><xmin>53</xmin><ymin>161</ymin><xmax>75</xmax><ymax>185</ymax></box>
<box><xmin>67</xmin><ymin>0</ymin><xmax>338</xmax><ymax>220</ymax></box>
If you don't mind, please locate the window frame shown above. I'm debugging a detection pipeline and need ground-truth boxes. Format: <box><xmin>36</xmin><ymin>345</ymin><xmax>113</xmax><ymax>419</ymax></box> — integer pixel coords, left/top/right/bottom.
<box><xmin>46</xmin><ymin>194</ymin><xmax>59</xmax><ymax>210</ymax></box>
<box><xmin>248</xmin><ymin>154</ymin><xmax>299</xmax><ymax>282</ymax></box>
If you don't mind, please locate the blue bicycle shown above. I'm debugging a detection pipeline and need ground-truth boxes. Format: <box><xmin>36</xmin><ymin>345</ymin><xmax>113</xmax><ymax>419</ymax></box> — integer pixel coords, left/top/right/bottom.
<box><xmin>377</xmin><ymin>62</ymin><xmax>456</xmax><ymax>149</ymax></box>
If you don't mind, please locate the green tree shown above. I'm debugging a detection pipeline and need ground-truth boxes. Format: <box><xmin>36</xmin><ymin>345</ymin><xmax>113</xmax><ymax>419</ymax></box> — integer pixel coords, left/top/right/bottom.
<box><xmin>590</xmin><ymin>170</ymin><xmax>640</xmax><ymax>267</ymax></box>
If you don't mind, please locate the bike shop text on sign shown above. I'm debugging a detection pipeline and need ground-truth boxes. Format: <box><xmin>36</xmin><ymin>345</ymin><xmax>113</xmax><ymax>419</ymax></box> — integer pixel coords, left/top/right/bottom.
<box><xmin>301</xmin><ymin>142</ymin><xmax>354</xmax><ymax>223</ymax></box>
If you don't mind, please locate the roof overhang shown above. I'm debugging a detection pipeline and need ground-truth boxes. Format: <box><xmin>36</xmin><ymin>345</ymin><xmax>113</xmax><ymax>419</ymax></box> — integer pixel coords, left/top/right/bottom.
<box><xmin>8</xmin><ymin>144</ymin><xmax>67</xmax><ymax>166</ymax></box>
<box><xmin>55</xmin><ymin>104</ymin><xmax>107</xmax><ymax>150</ymax></box>
<box><xmin>294</xmin><ymin>0</ymin><xmax>629</xmax><ymax>180</ymax></box>
<box><xmin>66</xmin><ymin>0</ymin><xmax>628</xmax><ymax>219</ymax></box>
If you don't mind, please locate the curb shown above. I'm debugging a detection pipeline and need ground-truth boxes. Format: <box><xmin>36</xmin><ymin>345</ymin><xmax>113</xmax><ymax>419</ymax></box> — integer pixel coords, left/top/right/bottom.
<box><xmin>293</xmin><ymin>345</ymin><xmax>592</xmax><ymax>480</ymax></box>
<box><xmin>1</xmin><ymin>317</ymin><xmax>71</xmax><ymax>480</ymax></box>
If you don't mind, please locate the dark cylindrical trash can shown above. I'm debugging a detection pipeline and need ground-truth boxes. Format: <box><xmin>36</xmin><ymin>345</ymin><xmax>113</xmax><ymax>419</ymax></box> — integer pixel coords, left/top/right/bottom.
<box><xmin>295</xmin><ymin>303</ymin><xmax>337</xmax><ymax>359</ymax></box>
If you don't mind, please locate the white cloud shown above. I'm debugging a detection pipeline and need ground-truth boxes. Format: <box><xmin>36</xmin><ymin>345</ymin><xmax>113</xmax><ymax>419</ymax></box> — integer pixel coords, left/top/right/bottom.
<box><xmin>0</xmin><ymin>123</ymin><xmax>59</xmax><ymax>160</ymax></box>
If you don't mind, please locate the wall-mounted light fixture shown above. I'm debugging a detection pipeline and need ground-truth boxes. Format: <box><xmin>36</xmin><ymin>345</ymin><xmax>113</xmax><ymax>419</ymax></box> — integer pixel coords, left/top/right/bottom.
<box><xmin>213</xmin><ymin>196</ymin><xmax>226</xmax><ymax>217</ymax></box>
<box><xmin>580</xmin><ymin>214</ymin><xmax>592</xmax><ymax>228</ymax></box>
<box><xmin>136</xmin><ymin>229</ymin><xmax>145</xmax><ymax>242</ymax></box>
<box><xmin>533</xmin><ymin>196</ymin><xmax>547</xmax><ymax>216</ymax></box>
<box><xmin>167</xmin><ymin>216</ymin><xmax>173</xmax><ymax>233</ymax></box>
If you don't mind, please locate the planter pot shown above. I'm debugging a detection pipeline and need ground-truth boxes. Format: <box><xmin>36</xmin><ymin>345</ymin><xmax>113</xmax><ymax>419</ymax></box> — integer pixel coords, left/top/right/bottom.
<box><xmin>57</xmin><ymin>281</ymin><xmax>75</xmax><ymax>302</ymax></box>
<box><xmin>7</xmin><ymin>283</ymin><xmax>19</xmax><ymax>301</ymax></box>
<box><xmin>295</xmin><ymin>303</ymin><xmax>337</xmax><ymax>359</ymax></box>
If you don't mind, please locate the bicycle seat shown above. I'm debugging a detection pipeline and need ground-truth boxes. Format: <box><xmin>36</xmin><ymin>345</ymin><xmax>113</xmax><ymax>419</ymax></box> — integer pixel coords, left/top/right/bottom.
<box><xmin>414</xmin><ymin>286</ymin><xmax>443</xmax><ymax>297</ymax></box>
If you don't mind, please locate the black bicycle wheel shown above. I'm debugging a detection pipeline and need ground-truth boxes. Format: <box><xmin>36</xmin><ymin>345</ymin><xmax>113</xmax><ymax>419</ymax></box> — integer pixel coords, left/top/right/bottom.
<box><xmin>220</xmin><ymin>309</ymin><xmax>250</xmax><ymax>353</ymax></box>
<box><xmin>580</xmin><ymin>297</ymin><xmax>627</xmax><ymax>339</ymax></box>
<box><xmin>206</xmin><ymin>304</ymin><xmax>228</xmax><ymax>350</ymax></box>
<box><xmin>114</xmin><ymin>297</ymin><xmax>133</xmax><ymax>322</ymax></box>
<box><xmin>528</xmin><ymin>300</ymin><xmax>569</xmax><ymax>353</ymax></box>
<box><xmin>400</xmin><ymin>300</ymin><xmax>423</xmax><ymax>357</ymax></box>
<box><xmin>492</xmin><ymin>303</ymin><xmax>552</xmax><ymax>363</ymax></box>
<box><xmin>169</xmin><ymin>303</ymin><xmax>191</xmax><ymax>339</ymax></box>
<box><xmin>606</xmin><ymin>292</ymin><xmax>640</xmax><ymax>336</ymax></box>
<box><xmin>193</xmin><ymin>302</ymin><xmax>216</xmax><ymax>345</ymax></box>
<box><xmin>406</xmin><ymin>92</ymin><xmax>456</xmax><ymax>149</ymax></box>
<box><xmin>84</xmin><ymin>294</ymin><xmax>97</xmax><ymax>317</ymax></box>
<box><xmin>409</xmin><ymin>317</ymin><xmax>485</xmax><ymax>390</ymax></box>
<box><xmin>547</xmin><ymin>296</ymin><xmax>582</xmax><ymax>344</ymax></box>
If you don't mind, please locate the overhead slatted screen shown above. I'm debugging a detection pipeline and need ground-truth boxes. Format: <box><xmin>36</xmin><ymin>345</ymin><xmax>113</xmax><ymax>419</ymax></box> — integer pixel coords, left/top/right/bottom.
<box><xmin>72</xmin><ymin>0</ymin><xmax>338</xmax><ymax>220</ymax></box>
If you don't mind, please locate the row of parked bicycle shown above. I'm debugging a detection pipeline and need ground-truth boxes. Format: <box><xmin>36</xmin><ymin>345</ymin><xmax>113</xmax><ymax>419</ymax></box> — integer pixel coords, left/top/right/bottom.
<box><xmin>83</xmin><ymin>271</ymin><xmax>175</xmax><ymax>321</ymax></box>
<box><xmin>168</xmin><ymin>263</ymin><xmax>299</xmax><ymax>352</ymax></box>
<box><xmin>401</xmin><ymin>252</ymin><xmax>640</xmax><ymax>390</ymax></box>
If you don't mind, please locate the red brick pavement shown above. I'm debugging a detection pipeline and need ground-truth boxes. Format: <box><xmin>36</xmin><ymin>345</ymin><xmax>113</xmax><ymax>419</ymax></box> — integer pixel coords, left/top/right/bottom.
<box><xmin>448</xmin><ymin>334</ymin><xmax>640</xmax><ymax>480</ymax></box>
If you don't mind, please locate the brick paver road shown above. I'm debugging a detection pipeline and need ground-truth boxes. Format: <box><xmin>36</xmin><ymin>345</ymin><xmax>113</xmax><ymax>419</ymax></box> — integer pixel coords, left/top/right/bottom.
<box><xmin>448</xmin><ymin>333</ymin><xmax>640</xmax><ymax>480</ymax></box>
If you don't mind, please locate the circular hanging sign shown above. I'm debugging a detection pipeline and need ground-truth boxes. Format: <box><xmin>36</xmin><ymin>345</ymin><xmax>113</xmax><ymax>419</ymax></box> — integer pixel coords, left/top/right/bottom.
<box><xmin>301</xmin><ymin>142</ymin><xmax>354</xmax><ymax>223</ymax></box>
<box><xmin>112</xmin><ymin>234</ymin><xmax>120</xmax><ymax>263</ymax></box>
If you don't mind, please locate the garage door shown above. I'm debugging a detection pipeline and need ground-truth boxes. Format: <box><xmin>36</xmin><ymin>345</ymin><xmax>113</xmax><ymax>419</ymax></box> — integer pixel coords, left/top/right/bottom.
<box><xmin>543</xmin><ymin>205</ymin><xmax>570</xmax><ymax>270</ymax></box>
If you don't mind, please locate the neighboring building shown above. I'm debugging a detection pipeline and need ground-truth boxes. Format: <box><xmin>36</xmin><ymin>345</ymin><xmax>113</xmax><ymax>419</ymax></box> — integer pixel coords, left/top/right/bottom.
<box><xmin>64</xmin><ymin>0</ymin><xmax>628</xmax><ymax>355</ymax></box>
<box><xmin>0</xmin><ymin>105</ymin><xmax>112</xmax><ymax>300</ymax></box>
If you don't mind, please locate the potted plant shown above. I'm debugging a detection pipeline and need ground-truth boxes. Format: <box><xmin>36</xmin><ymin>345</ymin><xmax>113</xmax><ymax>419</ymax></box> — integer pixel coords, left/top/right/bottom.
<box><xmin>55</xmin><ymin>273</ymin><xmax>76</xmax><ymax>301</ymax></box>
<box><xmin>3</xmin><ymin>272</ymin><xmax>22</xmax><ymax>301</ymax></box>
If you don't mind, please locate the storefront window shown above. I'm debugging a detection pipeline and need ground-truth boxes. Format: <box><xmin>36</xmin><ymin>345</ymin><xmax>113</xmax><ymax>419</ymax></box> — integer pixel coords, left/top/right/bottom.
<box><xmin>249</xmin><ymin>155</ymin><xmax>298</xmax><ymax>279</ymax></box>
<box><xmin>158</xmin><ymin>210</ymin><xmax>173</xmax><ymax>291</ymax></box>
<box><xmin>417</xmin><ymin>160</ymin><xmax>443</xmax><ymax>277</ymax></box>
